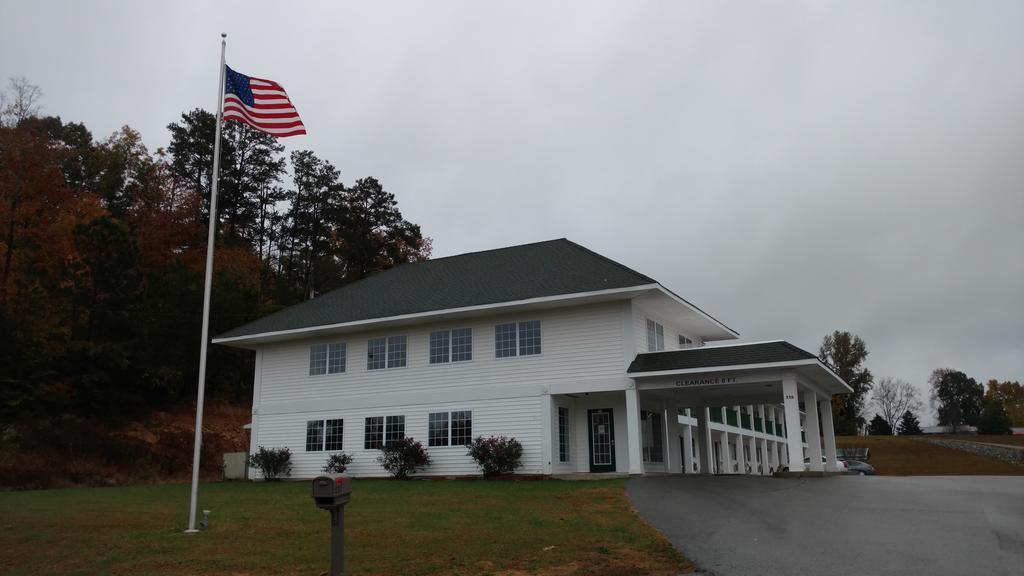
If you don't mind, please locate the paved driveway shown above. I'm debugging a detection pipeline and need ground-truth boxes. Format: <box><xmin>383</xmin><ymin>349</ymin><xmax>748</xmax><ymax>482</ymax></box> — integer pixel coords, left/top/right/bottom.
<box><xmin>627</xmin><ymin>475</ymin><xmax>1024</xmax><ymax>576</ymax></box>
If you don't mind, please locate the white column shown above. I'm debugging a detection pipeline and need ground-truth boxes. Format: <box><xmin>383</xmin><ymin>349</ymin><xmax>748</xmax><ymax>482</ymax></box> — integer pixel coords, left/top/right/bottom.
<box><xmin>720</xmin><ymin>430</ymin><xmax>732</xmax><ymax>474</ymax></box>
<box><xmin>804</xmin><ymin>389</ymin><xmax>823</xmax><ymax>471</ymax></box>
<box><xmin>735</xmin><ymin>430</ymin><xmax>746</xmax><ymax>474</ymax></box>
<box><xmin>758</xmin><ymin>437</ymin><xmax>769</xmax><ymax>475</ymax></box>
<box><xmin>697</xmin><ymin>406</ymin><xmax>713</xmax><ymax>475</ymax></box>
<box><xmin>782</xmin><ymin>378</ymin><xmax>804</xmax><ymax>471</ymax></box>
<box><xmin>746</xmin><ymin>434</ymin><xmax>757</xmax><ymax>475</ymax></box>
<box><xmin>682</xmin><ymin>420</ymin><xmax>695</xmax><ymax>474</ymax></box>
<box><xmin>541</xmin><ymin>393</ymin><xmax>553</xmax><ymax>474</ymax></box>
<box><xmin>820</xmin><ymin>395</ymin><xmax>839</xmax><ymax>472</ymax></box>
<box><xmin>666</xmin><ymin>404</ymin><xmax>682</xmax><ymax>473</ymax></box>
<box><xmin>625</xmin><ymin>387</ymin><xmax>643</xmax><ymax>475</ymax></box>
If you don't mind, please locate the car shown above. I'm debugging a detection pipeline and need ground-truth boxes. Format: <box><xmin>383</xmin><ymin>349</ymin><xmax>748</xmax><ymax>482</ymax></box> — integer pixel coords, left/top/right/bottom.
<box><xmin>803</xmin><ymin>456</ymin><xmax>848</xmax><ymax>471</ymax></box>
<box><xmin>844</xmin><ymin>459</ymin><xmax>875</xmax><ymax>475</ymax></box>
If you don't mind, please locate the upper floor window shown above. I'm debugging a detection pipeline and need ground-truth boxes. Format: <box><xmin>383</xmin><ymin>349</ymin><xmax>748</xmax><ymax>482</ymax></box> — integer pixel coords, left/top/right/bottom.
<box><xmin>646</xmin><ymin>319</ymin><xmax>665</xmax><ymax>352</ymax></box>
<box><xmin>367</xmin><ymin>335</ymin><xmax>407</xmax><ymax>370</ymax></box>
<box><xmin>309</xmin><ymin>343</ymin><xmax>346</xmax><ymax>375</ymax></box>
<box><xmin>678</xmin><ymin>335</ymin><xmax>694</xmax><ymax>349</ymax></box>
<box><xmin>495</xmin><ymin>320</ymin><xmax>541</xmax><ymax>358</ymax></box>
<box><xmin>430</xmin><ymin>328</ymin><xmax>473</xmax><ymax>364</ymax></box>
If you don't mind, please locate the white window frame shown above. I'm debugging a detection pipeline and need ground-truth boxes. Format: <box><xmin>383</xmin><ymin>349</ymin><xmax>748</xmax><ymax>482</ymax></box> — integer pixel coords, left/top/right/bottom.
<box><xmin>306</xmin><ymin>418</ymin><xmax>345</xmax><ymax>452</ymax></box>
<box><xmin>678</xmin><ymin>334</ymin><xmax>694</xmax><ymax>349</ymax></box>
<box><xmin>427</xmin><ymin>409</ymin><xmax>473</xmax><ymax>447</ymax></box>
<box><xmin>494</xmin><ymin>320</ymin><xmax>542</xmax><ymax>358</ymax></box>
<box><xmin>429</xmin><ymin>328</ymin><xmax>473</xmax><ymax>365</ymax></box>
<box><xmin>367</xmin><ymin>335</ymin><xmax>407</xmax><ymax>370</ymax></box>
<box><xmin>646</xmin><ymin>319</ymin><xmax>665</xmax><ymax>352</ymax></box>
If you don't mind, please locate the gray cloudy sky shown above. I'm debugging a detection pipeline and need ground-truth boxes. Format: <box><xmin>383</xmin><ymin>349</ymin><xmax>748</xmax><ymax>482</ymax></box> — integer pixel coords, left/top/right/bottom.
<box><xmin>3</xmin><ymin>1</ymin><xmax>1022</xmax><ymax>419</ymax></box>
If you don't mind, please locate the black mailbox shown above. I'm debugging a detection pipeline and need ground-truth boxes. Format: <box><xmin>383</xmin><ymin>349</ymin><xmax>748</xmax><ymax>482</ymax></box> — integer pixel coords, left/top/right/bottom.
<box><xmin>313</xmin><ymin>474</ymin><xmax>352</xmax><ymax>508</ymax></box>
<box><xmin>312</xmin><ymin>475</ymin><xmax>352</xmax><ymax>576</ymax></box>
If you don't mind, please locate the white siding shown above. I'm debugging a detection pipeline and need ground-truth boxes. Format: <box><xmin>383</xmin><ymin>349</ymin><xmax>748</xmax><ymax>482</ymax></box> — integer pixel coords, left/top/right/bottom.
<box><xmin>250</xmin><ymin>301</ymin><xmax>634</xmax><ymax>478</ymax></box>
<box><xmin>632</xmin><ymin>302</ymin><xmax>703</xmax><ymax>354</ymax></box>
<box><xmin>257</xmin><ymin>301</ymin><xmax>629</xmax><ymax>413</ymax></box>
<box><xmin>254</xmin><ymin>395</ymin><xmax>543</xmax><ymax>478</ymax></box>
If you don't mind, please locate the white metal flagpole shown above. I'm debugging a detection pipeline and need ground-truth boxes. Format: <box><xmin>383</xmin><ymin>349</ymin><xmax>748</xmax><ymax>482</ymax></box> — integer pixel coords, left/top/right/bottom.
<box><xmin>187</xmin><ymin>32</ymin><xmax>227</xmax><ymax>534</ymax></box>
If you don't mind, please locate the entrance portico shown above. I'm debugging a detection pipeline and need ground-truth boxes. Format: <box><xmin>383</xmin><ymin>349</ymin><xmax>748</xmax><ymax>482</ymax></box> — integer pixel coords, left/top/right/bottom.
<box><xmin>625</xmin><ymin>341</ymin><xmax>853</xmax><ymax>475</ymax></box>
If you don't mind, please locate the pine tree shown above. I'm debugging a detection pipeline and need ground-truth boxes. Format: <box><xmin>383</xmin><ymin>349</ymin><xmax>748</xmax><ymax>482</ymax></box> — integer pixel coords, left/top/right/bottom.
<box><xmin>868</xmin><ymin>414</ymin><xmax>893</xmax><ymax>435</ymax></box>
<box><xmin>896</xmin><ymin>410</ymin><xmax>922</xmax><ymax>435</ymax></box>
<box><xmin>977</xmin><ymin>399</ymin><xmax>1012</xmax><ymax>435</ymax></box>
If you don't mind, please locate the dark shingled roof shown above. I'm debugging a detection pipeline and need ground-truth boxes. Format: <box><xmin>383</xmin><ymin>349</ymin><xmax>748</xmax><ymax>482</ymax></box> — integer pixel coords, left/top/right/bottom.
<box><xmin>217</xmin><ymin>239</ymin><xmax>657</xmax><ymax>340</ymax></box>
<box><xmin>627</xmin><ymin>341</ymin><xmax>817</xmax><ymax>373</ymax></box>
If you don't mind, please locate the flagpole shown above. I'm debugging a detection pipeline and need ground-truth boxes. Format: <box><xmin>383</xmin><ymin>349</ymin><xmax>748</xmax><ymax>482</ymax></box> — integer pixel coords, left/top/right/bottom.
<box><xmin>186</xmin><ymin>32</ymin><xmax>227</xmax><ymax>534</ymax></box>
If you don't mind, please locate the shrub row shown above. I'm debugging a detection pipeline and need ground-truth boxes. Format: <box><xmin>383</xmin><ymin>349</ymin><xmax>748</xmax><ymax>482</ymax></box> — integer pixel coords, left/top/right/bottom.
<box><xmin>248</xmin><ymin>435</ymin><xmax>523</xmax><ymax>480</ymax></box>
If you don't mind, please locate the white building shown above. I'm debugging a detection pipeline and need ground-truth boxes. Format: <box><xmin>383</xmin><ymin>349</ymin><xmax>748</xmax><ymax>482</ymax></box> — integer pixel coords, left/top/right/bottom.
<box><xmin>214</xmin><ymin>239</ymin><xmax>851</xmax><ymax>478</ymax></box>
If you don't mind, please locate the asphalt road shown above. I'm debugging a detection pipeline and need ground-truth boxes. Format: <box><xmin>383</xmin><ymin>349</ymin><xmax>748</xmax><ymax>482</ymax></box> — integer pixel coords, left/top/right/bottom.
<box><xmin>627</xmin><ymin>475</ymin><xmax>1024</xmax><ymax>576</ymax></box>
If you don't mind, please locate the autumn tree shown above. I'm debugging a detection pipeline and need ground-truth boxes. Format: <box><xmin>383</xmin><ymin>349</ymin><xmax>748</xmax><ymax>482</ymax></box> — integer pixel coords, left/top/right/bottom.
<box><xmin>985</xmin><ymin>380</ymin><xmax>1023</xmax><ymax>427</ymax></box>
<box><xmin>819</xmin><ymin>331</ymin><xmax>874</xmax><ymax>435</ymax></box>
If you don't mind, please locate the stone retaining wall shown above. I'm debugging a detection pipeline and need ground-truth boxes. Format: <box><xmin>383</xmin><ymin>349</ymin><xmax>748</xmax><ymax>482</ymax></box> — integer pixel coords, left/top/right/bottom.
<box><xmin>918</xmin><ymin>438</ymin><xmax>1024</xmax><ymax>466</ymax></box>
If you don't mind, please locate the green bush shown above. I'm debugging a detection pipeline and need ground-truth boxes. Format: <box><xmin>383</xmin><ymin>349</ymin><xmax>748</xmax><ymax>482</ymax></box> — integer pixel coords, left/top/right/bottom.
<box><xmin>322</xmin><ymin>452</ymin><xmax>354</xmax><ymax>474</ymax></box>
<box><xmin>376</xmin><ymin>437</ymin><xmax>431</xmax><ymax>479</ymax></box>
<box><xmin>466</xmin><ymin>435</ymin><xmax>523</xmax><ymax>478</ymax></box>
<box><xmin>248</xmin><ymin>446</ymin><xmax>292</xmax><ymax>480</ymax></box>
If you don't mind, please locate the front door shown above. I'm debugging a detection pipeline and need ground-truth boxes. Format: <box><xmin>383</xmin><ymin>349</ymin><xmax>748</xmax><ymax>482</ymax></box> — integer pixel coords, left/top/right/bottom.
<box><xmin>588</xmin><ymin>408</ymin><xmax>616</xmax><ymax>473</ymax></box>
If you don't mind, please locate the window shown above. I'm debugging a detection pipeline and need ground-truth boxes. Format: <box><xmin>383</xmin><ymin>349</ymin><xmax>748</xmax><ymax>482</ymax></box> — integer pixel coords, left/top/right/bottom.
<box><xmin>429</xmin><ymin>410</ymin><xmax>473</xmax><ymax>446</ymax></box>
<box><xmin>387</xmin><ymin>336</ymin><xmax>407</xmax><ymax>368</ymax></box>
<box><xmin>646</xmin><ymin>319</ymin><xmax>665</xmax><ymax>352</ymax></box>
<box><xmin>325</xmin><ymin>419</ymin><xmax>344</xmax><ymax>451</ymax></box>
<box><xmin>308</xmin><ymin>419</ymin><xmax>344</xmax><ymax>451</ymax></box>
<box><xmin>367</xmin><ymin>338</ymin><xmax>386</xmax><ymax>370</ymax></box>
<box><xmin>428</xmin><ymin>412</ymin><xmax>449</xmax><ymax>446</ymax></box>
<box><xmin>310</xmin><ymin>343</ymin><xmax>346</xmax><ymax>375</ymax></box>
<box><xmin>558</xmin><ymin>406</ymin><xmax>571</xmax><ymax>463</ymax></box>
<box><xmin>306</xmin><ymin>420</ymin><xmax>325</xmax><ymax>451</ymax></box>
<box><xmin>678</xmin><ymin>335</ymin><xmax>694</xmax><ymax>349</ymax></box>
<box><xmin>309</xmin><ymin>344</ymin><xmax>328</xmax><ymax>375</ymax></box>
<box><xmin>364</xmin><ymin>416</ymin><xmax>384</xmax><ymax>449</ymax></box>
<box><xmin>518</xmin><ymin>320</ymin><xmax>541</xmax><ymax>356</ymax></box>
<box><xmin>385</xmin><ymin>415</ymin><xmax>405</xmax><ymax>445</ymax></box>
<box><xmin>429</xmin><ymin>331</ymin><xmax>450</xmax><ymax>364</ymax></box>
<box><xmin>641</xmin><ymin>410</ymin><xmax>664</xmax><ymax>463</ymax></box>
<box><xmin>367</xmin><ymin>335</ymin><xmax>407</xmax><ymax>370</ymax></box>
<box><xmin>430</xmin><ymin>328</ymin><xmax>473</xmax><ymax>364</ymax></box>
<box><xmin>451</xmin><ymin>410</ymin><xmax>472</xmax><ymax>445</ymax></box>
<box><xmin>451</xmin><ymin>328</ymin><xmax>473</xmax><ymax>362</ymax></box>
<box><xmin>495</xmin><ymin>321</ymin><xmax>541</xmax><ymax>358</ymax></box>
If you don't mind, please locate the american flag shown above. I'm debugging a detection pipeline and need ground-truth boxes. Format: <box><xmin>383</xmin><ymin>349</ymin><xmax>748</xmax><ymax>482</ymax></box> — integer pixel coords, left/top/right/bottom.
<box><xmin>223</xmin><ymin>65</ymin><xmax>306</xmax><ymax>137</ymax></box>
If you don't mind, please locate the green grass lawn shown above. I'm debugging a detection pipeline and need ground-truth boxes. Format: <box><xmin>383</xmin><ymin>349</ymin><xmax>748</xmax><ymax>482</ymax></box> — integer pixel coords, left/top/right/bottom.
<box><xmin>0</xmin><ymin>479</ymin><xmax>689</xmax><ymax>576</ymax></box>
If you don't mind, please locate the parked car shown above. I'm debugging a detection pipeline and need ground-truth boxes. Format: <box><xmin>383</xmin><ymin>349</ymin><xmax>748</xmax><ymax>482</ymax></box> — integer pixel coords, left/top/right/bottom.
<box><xmin>844</xmin><ymin>459</ymin><xmax>875</xmax><ymax>475</ymax></box>
<box><xmin>803</xmin><ymin>456</ymin><xmax>848</xmax><ymax>471</ymax></box>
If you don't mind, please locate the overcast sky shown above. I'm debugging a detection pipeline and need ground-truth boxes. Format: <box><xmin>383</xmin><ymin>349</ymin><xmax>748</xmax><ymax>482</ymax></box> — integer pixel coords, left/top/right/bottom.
<box><xmin>3</xmin><ymin>1</ymin><xmax>1022</xmax><ymax>420</ymax></box>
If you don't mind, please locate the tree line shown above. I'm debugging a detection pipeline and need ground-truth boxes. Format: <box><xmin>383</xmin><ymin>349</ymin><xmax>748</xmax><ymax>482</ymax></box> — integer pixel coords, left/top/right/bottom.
<box><xmin>0</xmin><ymin>78</ymin><xmax>430</xmax><ymax>425</ymax></box>
<box><xmin>818</xmin><ymin>330</ymin><xmax>1021</xmax><ymax>436</ymax></box>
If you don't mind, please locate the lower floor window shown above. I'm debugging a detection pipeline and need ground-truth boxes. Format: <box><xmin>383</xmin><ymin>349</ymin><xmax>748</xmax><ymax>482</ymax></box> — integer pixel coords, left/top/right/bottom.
<box><xmin>306</xmin><ymin>420</ymin><xmax>325</xmax><ymax>452</ymax></box>
<box><xmin>428</xmin><ymin>410</ymin><xmax>473</xmax><ymax>446</ymax></box>
<box><xmin>641</xmin><ymin>410</ymin><xmax>664</xmax><ymax>463</ymax></box>
<box><xmin>558</xmin><ymin>406</ymin><xmax>570</xmax><ymax>463</ymax></box>
<box><xmin>385</xmin><ymin>415</ymin><xmax>405</xmax><ymax>445</ymax></box>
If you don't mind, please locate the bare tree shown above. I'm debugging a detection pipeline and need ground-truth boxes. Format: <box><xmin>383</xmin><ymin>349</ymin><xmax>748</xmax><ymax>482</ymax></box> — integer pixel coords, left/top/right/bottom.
<box><xmin>872</xmin><ymin>377</ymin><xmax>922</xmax><ymax>434</ymax></box>
<box><xmin>0</xmin><ymin>77</ymin><xmax>43</xmax><ymax>127</ymax></box>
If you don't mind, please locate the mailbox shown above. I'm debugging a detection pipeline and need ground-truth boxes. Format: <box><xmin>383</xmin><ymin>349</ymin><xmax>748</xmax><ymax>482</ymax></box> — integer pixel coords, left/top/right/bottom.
<box><xmin>312</xmin><ymin>475</ymin><xmax>352</xmax><ymax>576</ymax></box>
<box><xmin>313</xmin><ymin>474</ymin><xmax>352</xmax><ymax>508</ymax></box>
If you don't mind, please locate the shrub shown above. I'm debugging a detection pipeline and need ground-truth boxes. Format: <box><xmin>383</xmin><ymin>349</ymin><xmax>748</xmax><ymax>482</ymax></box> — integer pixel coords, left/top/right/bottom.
<box><xmin>466</xmin><ymin>435</ymin><xmax>523</xmax><ymax>478</ymax></box>
<box><xmin>248</xmin><ymin>446</ymin><xmax>292</xmax><ymax>480</ymax></box>
<box><xmin>376</xmin><ymin>437</ymin><xmax>430</xmax><ymax>479</ymax></box>
<box><xmin>322</xmin><ymin>452</ymin><xmax>354</xmax><ymax>474</ymax></box>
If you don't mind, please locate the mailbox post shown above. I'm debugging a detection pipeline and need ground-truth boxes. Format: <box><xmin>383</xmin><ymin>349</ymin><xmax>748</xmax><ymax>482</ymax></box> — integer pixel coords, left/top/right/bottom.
<box><xmin>312</xmin><ymin>475</ymin><xmax>353</xmax><ymax>576</ymax></box>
